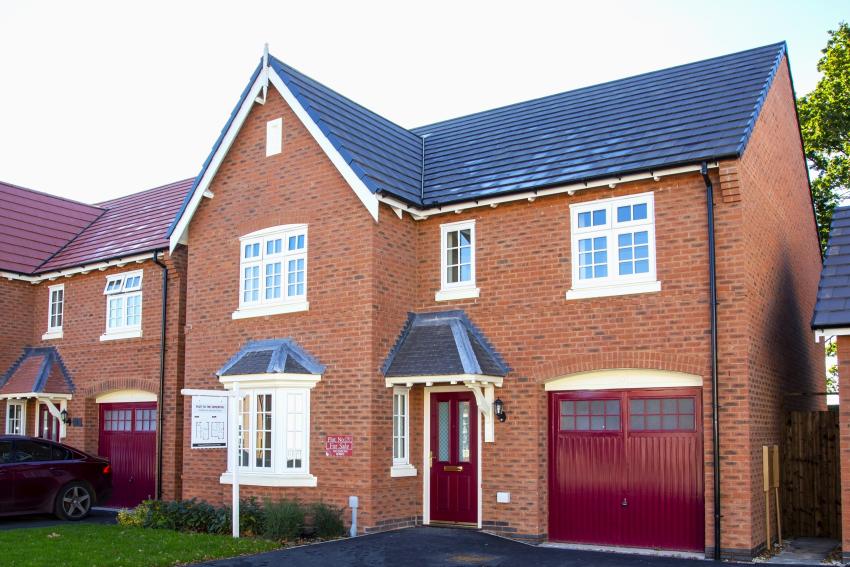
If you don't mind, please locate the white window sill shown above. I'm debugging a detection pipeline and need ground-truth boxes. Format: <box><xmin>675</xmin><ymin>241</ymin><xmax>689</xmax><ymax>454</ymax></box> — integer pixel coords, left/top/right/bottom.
<box><xmin>232</xmin><ymin>301</ymin><xmax>309</xmax><ymax>320</ymax></box>
<box><xmin>435</xmin><ymin>287</ymin><xmax>480</xmax><ymax>302</ymax></box>
<box><xmin>390</xmin><ymin>464</ymin><xmax>417</xmax><ymax>478</ymax></box>
<box><xmin>220</xmin><ymin>472</ymin><xmax>317</xmax><ymax>487</ymax></box>
<box><xmin>42</xmin><ymin>330</ymin><xmax>63</xmax><ymax>341</ymax></box>
<box><xmin>99</xmin><ymin>328</ymin><xmax>142</xmax><ymax>341</ymax></box>
<box><xmin>566</xmin><ymin>280</ymin><xmax>661</xmax><ymax>300</ymax></box>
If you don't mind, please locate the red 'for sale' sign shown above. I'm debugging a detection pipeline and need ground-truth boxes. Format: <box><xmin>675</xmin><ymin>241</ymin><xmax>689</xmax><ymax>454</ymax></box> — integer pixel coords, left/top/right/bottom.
<box><xmin>325</xmin><ymin>435</ymin><xmax>353</xmax><ymax>457</ymax></box>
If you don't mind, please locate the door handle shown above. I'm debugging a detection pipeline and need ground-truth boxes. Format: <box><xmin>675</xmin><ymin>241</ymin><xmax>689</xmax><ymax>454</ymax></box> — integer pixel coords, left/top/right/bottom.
<box><xmin>429</xmin><ymin>452</ymin><xmax>434</xmax><ymax>468</ymax></box>
<box><xmin>443</xmin><ymin>465</ymin><xmax>464</xmax><ymax>472</ymax></box>
<box><xmin>621</xmin><ymin>498</ymin><xmax>628</xmax><ymax>507</ymax></box>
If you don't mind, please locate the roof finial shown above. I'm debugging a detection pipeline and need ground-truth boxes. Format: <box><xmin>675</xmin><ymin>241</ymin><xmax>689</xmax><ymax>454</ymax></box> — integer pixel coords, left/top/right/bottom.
<box><xmin>256</xmin><ymin>42</ymin><xmax>270</xmax><ymax>105</ymax></box>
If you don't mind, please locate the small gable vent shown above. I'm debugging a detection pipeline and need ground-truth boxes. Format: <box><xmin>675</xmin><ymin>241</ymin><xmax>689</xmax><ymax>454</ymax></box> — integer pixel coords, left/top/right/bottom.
<box><xmin>266</xmin><ymin>117</ymin><xmax>282</xmax><ymax>156</ymax></box>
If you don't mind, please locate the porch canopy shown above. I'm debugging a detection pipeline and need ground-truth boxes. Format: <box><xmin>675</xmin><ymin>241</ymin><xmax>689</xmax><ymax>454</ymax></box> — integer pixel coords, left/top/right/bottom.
<box><xmin>0</xmin><ymin>347</ymin><xmax>74</xmax><ymax>437</ymax></box>
<box><xmin>382</xmin><ymin>310</ymin><xmax>509</xmax><ymax>441</ymax></box>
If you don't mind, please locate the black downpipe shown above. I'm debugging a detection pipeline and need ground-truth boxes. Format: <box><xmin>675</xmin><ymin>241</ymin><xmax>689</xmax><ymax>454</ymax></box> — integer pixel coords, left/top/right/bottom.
<box><xmin>701</xmin><ymin>162</ymin><xmax>721</xmax><ymax>560</ymax></box>
<box><xmin>152</xmin><ymin>251</ymin><xmax>168</xmax><ymax>500</ymax></box>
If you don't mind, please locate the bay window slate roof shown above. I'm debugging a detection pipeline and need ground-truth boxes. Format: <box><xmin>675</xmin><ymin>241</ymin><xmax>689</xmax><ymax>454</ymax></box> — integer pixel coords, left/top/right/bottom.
<box><xmin>0</xmin><ymin>347</ymin><xmax>74</xmax><ymax>396</ymax></box>
<box><xmin>0</xmin><ymin>178</ymin><xmax>193</xmax><ymax>275</ymax></box>
<box><xmin>220</xmin><ymin>43</ymin><xmax>784</xmax><ymax>210</ymax></box>
<box><xmin>217</xmin><ymin>339</ymin><xmax>325</xmax><ymax>377</ymax></box>
<box><xmin>382</xmin><ymin>311</ymin><xmax>509</xmax><ymax>377</ymax></box>
<box><xmin>813</xmin><ymin>206</ymin><xmax>850</xmax><ymax>329</ymax></box>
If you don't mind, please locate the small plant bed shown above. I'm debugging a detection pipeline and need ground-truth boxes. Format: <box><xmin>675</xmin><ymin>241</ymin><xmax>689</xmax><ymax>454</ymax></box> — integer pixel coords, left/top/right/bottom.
<box><xmin>117</xmin><ymin>497</ymin><xmax>347</xmax><ymax>544</ymax></box>
<box><xmin>0</xmin><ymin>523</ymin><xmax>279</xmax><ymax>567</ymax></box>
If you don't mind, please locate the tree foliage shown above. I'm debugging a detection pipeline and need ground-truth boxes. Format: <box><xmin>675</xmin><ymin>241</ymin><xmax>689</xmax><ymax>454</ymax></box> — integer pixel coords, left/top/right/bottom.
<box><xmin>798</xmin><ymin>22</ymin><xmax>850</xmax><ymax>250</ymax></box>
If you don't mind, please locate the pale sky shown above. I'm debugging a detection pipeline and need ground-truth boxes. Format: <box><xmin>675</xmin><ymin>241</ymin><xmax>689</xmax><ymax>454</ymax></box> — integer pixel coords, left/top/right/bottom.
<box><xmin>0</xmin><ymin>0</ymin><xmax>846</xmax><ymax>203</ymax></box>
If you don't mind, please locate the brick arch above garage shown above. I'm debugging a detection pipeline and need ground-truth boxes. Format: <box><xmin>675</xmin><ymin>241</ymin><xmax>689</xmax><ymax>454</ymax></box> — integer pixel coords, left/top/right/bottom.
<box><xmin>532</xmin><ymin>352</ymin><xmax>708</xmax><ymax>384</ymax></box>
<box><xmin>77</xmin><ymin>377</ymin><xmax>158</xmax><ymax>398</ymax></box>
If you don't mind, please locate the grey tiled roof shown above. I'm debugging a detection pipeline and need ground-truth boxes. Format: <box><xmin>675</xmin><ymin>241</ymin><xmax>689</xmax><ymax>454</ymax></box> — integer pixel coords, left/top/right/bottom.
<box><xmin>813</xmin><ymin>206</ymin><xmax>850</xmax><ymax>329</ymax></box>
<box><xmin>217</xmin><ymin>339</ymin><xmax>325</xmax><ymax>377</ymax></box>
<box><xmin>383</xmin><ymin>311</ymin><xmax>509</xmax><ymax>377</ymax></box>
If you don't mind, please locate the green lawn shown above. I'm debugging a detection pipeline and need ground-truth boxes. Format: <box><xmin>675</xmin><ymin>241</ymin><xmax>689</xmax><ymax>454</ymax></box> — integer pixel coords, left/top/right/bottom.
<box><xmin>0</xmin><ymin>524</ymin><xmax>279</xmax><ymax>567</ymax></box>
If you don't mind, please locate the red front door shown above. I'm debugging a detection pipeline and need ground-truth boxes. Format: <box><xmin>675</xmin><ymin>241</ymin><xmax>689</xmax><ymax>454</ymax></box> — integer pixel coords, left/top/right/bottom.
<box><xmin>99</xmin><ymin>402</ymin><xmax>157</xmax><ymax>508</ymax></box>
<box><xmin>549</xmin><ymin>389</ymin><xmax>704</xmax><ymax>551</ymax></box>
<box><xmin>430</xmin><ymin>391</ymin><xmax>478</xmax><ymax>525</ymax></box>
<box><xmin>38</xmin><ymin>404</ymin><xmax>60</xmax><ymax>442</ymax></box>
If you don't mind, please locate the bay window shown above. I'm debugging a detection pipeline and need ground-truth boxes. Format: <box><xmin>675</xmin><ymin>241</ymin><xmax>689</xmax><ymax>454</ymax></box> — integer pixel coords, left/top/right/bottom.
<box><xmin>234</xmin><ymin>225</ymin><xmax>309</xmax><ymax>319</ymax></box>
<box><xmin>221</xmin><ymin>382</ymin><xmax>316</xmax><ymax>487</ymax></box>
<box><xmin>567</xmin><ymin>192</ymin><xmax>660</xmax><ymax>300</ymax></box>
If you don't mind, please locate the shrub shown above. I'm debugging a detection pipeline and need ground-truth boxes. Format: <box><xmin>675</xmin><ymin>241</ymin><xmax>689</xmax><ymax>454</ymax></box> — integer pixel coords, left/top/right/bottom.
<box><xmin>310</xmin><ymin>502</ymin><xmax>345</xmax><ymax>539</ymax></box>
<box><xmin>115</xmin><ymin>498</ymin><xmax>263</xmax><ymax>536</ymax></box>
<box><xmin>263</xmin><ymin>499</ymin><xmax>305</xmax><ymax>541</ymax></box>
<box><xmin>116</xmin><ymin>501</ymin><xmax>148</xmax><ymax>527</ymax></box>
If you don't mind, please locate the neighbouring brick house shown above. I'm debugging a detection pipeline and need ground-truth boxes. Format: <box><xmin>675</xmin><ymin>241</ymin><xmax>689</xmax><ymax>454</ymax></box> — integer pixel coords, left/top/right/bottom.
<box><xmin>813</xmin><ymin>207</ymin><xmax>850</xmax><ymax>562</ymax></box>
<box><xmin>0</xmin><ymin>179</ymin><xmax>191</xmax><ymax>507</ymax></box>
<box><xmin>166</xmin><ymin>42</ymin><xmax>822</xmax><ymax>560</ymax></box>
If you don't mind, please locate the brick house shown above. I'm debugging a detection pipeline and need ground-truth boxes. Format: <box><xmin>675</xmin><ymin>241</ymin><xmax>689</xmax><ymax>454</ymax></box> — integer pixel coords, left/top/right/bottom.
<box><xmin>167</xmin><ymin>41</ymin><xmax>822</xmax><ymax>559</ymax></box>
<box><xmin>0</xmin><ymin>179</ymin><xmax>191</xmax><ymax>507</ymax></box>
<box><xmin>813</xmin><ymin>207</ymin><xmax>850</xmax><ymax>562</ymax></box>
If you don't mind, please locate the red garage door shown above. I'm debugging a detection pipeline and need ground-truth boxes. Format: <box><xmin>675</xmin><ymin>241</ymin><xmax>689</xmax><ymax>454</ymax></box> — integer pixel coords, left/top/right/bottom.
<box><xmin>549</xmin><ymin>389</ymin><xmax>703</xmax><ymax>551</ymax></box>
<box><xmin>99</xmin><ymin>402</ymin><xmax>156</xmax><ymax>508</ymax></box>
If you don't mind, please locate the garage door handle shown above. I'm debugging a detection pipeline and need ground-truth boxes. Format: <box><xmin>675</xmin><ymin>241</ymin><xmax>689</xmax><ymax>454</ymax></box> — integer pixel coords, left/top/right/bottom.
<box><xmin>621</xmin><ymin>498</ymin><xmax>628</xmax><ymax>507</ymax></box>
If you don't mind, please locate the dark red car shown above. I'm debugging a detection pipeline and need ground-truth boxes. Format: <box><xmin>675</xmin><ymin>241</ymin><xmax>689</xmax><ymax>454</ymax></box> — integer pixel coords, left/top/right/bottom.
<box><xmin>0</xmin><ymin>436</ymin><xmax>112</xmax><ymax>520</ymax></box>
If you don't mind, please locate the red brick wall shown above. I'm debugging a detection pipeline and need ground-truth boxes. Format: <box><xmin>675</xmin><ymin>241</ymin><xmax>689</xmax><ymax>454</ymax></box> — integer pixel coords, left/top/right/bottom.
<box><xmin>0</xmin><ymin>279</ymin><xmax>34</xmax><ymax>374</ymax></box>
<box><xmin>734</xmin><ymin>57</ymin><xmax>824</xmax><ymax>554</ymax></box>
<box><xmin>0</xmin><ymin>250</ymin><xmax>186</xmax><ymax>500</ymax></box>
<box><xmin>180</xmin><ymin>87</ymin><xmax>377</xmax><ymax>527</ymax></box>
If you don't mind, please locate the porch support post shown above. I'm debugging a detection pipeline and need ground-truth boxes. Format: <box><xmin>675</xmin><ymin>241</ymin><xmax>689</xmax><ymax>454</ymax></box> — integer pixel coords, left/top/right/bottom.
<box><xmin>466</xmin><ymin>383</ymin><xmax>495</xmax><ymax>442</ymax></box>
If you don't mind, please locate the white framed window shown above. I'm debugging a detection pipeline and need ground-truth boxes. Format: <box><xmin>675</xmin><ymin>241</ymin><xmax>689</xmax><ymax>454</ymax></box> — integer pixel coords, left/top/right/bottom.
<box><xmin>42</xmin><ymin>284</ymin><xmax>64</xmax><ymax>340</ymax></box>
<box><xmin>6</xmin><ymin>401</ymin><xmax>25</xmax><ymax>435</ymax></box>
<box><xmin>100</xmin><ymin>270</ymin><xmax>143</xmax><ymax>341</ymax></box>
<box><xmin>391</xmin><ymin>386</ymin><xmax>416</xmax><ymax>477</ymax></box>
<box><xmin>266</xmin><ymin>118</ymin><xmax>283</xmax><ymax>156</ymax></box>
<box><xmin>233</xmin><ymin>225</ymin><xmax>309</xmax><ymax>319</ymax></box>
<box><xmin>221</xmin><ymin>381</ymin><xmax>317</xmax><ymax>487</ymax></box>
<box><xmin>437</xmin><ymin>220</ymin><xmax>480</xmax><ymax>301</ymax></box>
<box><xmin>566</xmin><ymin>192</ymin><xmax>661</xmax><ymax>300</ymax></box>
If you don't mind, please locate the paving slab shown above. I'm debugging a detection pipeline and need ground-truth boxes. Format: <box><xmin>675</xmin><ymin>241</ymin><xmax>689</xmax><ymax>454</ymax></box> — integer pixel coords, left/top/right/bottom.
<box><xmin>761</xmin><ymin>538</ymin><xmax>840</xmax><ymax>565</ymax></box>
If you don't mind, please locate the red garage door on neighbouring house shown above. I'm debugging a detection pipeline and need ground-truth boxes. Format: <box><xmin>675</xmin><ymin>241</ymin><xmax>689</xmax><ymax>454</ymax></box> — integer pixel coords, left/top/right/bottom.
<box><xmin>549</xmin><ymin>388</ymin><xmax>704</xmax><ymax>552</ymax></box>
<box><xmin>99</xmin><ymin>402</ymin><xmax>156</xmax><ymax>508</ymax></box>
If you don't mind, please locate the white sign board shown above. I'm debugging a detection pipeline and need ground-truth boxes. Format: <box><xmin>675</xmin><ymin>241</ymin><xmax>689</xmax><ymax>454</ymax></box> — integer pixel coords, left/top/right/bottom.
<box><xmin>191</xmin><ymin>396</ymin><xmax>227</xmax><ymax>448</ymax></box>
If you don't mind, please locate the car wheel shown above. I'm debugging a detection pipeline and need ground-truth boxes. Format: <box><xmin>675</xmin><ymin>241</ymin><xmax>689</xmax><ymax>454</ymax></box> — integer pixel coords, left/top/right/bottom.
<box><xmin>55</xmin><ymin>482</ymin><xmax>93</xmax><ymax>521</ymax></box>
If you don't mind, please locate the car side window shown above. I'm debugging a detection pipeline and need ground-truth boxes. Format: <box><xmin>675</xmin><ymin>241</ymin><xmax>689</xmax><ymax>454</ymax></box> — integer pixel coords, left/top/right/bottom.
<box><xmin>51</xmin><ymin>446</ymin><xmax>72</xmax><ymax>461</ymax></box>
<box><xmin>0</xmin><ymin>441</ymin><xmax>11</xmax><ymax>464</ymax></box>
<box><xmin>14</xmin><ymin>440</ymin><xmax>55</xmax><ymax>462</ymax></box>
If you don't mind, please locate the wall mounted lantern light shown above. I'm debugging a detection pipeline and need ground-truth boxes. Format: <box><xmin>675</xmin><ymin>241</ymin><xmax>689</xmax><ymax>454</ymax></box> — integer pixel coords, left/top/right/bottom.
<box><xmin>494</xmin><ymin>398</ymin><xmax>507</xmax><ymax>422</ymax></box>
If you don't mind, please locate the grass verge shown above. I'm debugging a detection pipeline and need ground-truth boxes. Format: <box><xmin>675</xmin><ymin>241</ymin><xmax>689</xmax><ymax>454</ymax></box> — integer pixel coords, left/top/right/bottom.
<box><xmin>0</xmin><ymin>523</ymin><xmax>279</xmax><ymax>567</ymax></box>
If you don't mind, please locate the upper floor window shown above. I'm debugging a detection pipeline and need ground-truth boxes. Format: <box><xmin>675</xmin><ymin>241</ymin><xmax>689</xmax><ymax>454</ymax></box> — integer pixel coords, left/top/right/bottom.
<box><xmin>101</xmin><ymin>270</ymin><xmax>143</xmax><ymax>341</ymax></box>
<box><xmin>566</xmin><ymin>192</ymin><xmax>661</xmax><ymax>300</ymax></box>
<box><xmin>233</xmin><ymin>225</ymin><xmax>309</xmax><ymax>319</ymax></box>
<box><xmin>43</xmin><ymin>284</ymin><xmax>64</xmax><ymax>340</ymax></box>
<box><xmin>437</xmin><ymin>220</ymin><xmax>480</xmax><ymax>301</ymax></box>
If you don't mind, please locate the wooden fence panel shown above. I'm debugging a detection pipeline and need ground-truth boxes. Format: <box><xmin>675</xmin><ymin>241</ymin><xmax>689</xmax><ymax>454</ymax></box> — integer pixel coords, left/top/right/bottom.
<box><xmin>781</xmin><ymin>410</ymin><xmax>841</xmax><ymax>539</ymax></box>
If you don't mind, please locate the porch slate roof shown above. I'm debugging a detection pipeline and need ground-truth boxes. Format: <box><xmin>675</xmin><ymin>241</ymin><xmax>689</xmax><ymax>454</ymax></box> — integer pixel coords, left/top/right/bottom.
<box><xmin>217</xmin><ymin>339</ymin><xmax>325</xmax><ymax>377</ymax></box>
<box><xmin>0</xmin><ymin>347</ymin><xmax>75</xmax><ymax>396</ymax></box>
<box><xmin>382</xmin><ymin>311</ymin><xmax>509</xmax><ymax>378</ymax></box>
<box><xmin>813</xmin><ymin>206</ymin><xmax>850</xmax><ymax>329</ymax></box>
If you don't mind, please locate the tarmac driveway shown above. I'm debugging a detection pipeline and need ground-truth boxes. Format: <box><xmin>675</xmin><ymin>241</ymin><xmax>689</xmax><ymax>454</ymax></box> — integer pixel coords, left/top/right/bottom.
<box><xmin>203</xmin><ymin>527</ymin><xmax>717</xmax><ymax>567</ymax></box>
<box><xmin>0</xmin><ymin>508</ymin><xmax>116</xmax><ymax>531</ymax></box>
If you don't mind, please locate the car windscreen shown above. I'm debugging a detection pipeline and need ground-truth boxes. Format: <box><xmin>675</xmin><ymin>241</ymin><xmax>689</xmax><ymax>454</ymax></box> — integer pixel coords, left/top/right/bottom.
<box><xmin>0</xmin><ymin>441</ymin><xmax>11</xmax><ymax>464</ymax></box>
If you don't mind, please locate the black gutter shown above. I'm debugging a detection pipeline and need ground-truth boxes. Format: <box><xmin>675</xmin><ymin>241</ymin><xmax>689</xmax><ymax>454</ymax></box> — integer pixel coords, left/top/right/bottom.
<box><xmin>701</xmin><ymin>161</ymin><xmax>721</xmax><ymax>560</ymax></box>
<box><xmin>152</xmin><ymin>250</ymin><xmax>168</xmax><ymax>500</ymax></box>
